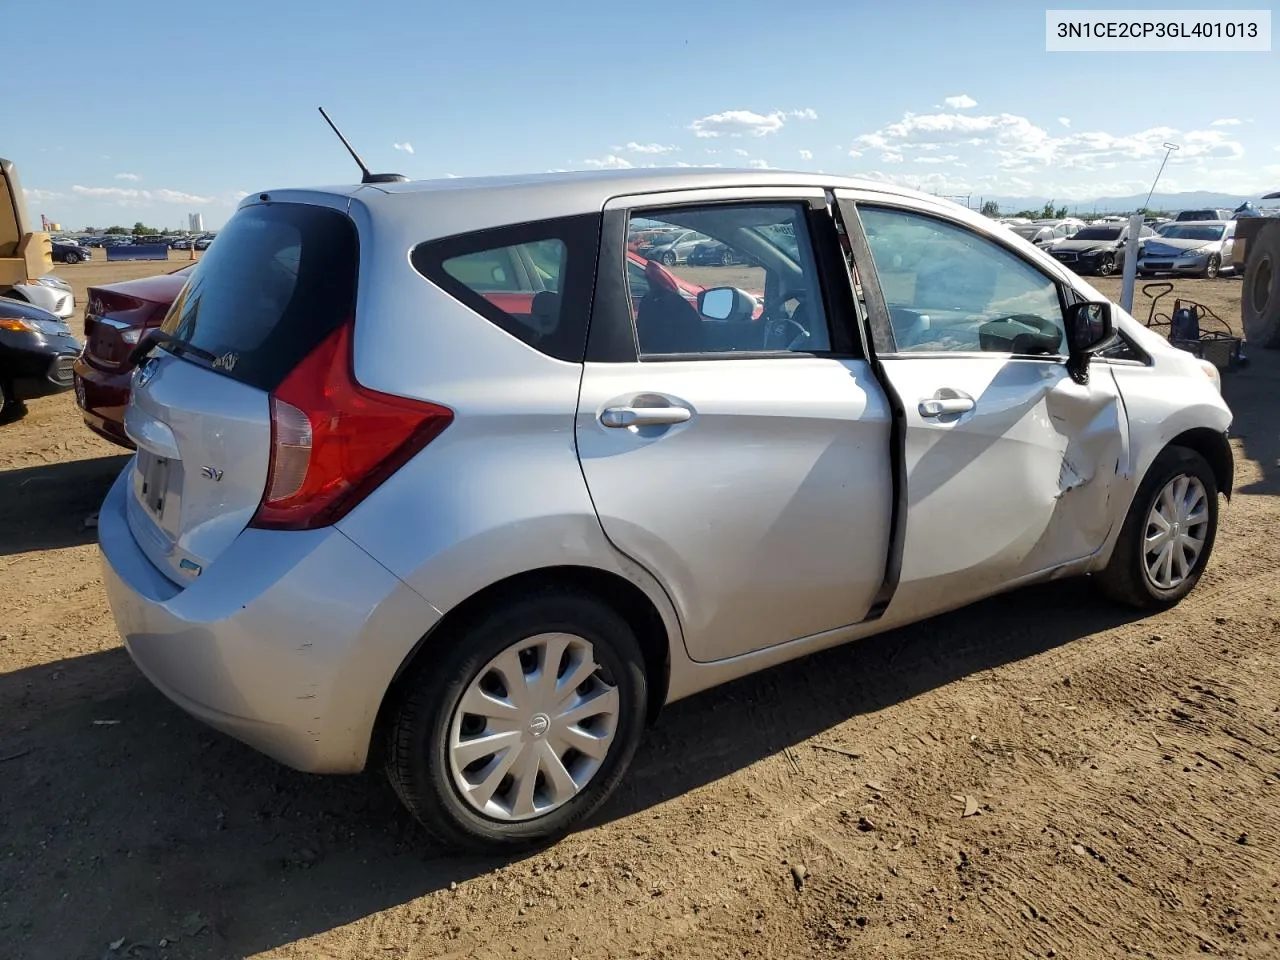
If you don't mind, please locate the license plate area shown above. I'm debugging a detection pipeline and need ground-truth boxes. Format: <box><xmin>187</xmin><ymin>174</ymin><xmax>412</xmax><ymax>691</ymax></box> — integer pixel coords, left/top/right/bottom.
<box><xmin>141</xmin><ymin>453</ymin><xmax>170</xmax><ymax>516</ymax></box>
<box><xmin>133</xmin><ymin>449</ymin><xmax>182</xmax><ymax>533</ymax></box>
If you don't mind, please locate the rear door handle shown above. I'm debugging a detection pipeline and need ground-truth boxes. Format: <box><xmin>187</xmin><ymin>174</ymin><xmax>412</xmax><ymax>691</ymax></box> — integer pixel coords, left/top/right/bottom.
<box><xmin>600</xmin><ymin>405</ymin><xmax>692</xmax><ymax>428</ymax></box>
<box><xmin>918</xmin><ymin>396</ymin><xmax>975</xmax><ymax>418</ymax></box>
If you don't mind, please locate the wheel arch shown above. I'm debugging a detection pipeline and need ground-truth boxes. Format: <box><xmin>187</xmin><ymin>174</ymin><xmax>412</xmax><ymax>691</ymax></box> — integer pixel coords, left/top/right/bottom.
<box><xmin>368</xmin><ymin>564</ymin><xmax>672</xmax><ymax>767</ymax></box>
<box><xmin>1168</xmin><ymin>427</ymin><xmax>1234</xmax><ymax>502</ymax></box>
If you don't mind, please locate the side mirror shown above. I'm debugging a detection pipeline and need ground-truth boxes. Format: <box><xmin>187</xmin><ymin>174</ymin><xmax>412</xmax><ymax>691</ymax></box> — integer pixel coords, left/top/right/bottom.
<box><xmin>1064</xmin><ymin>301</ymin><xmax>1114</xmax><ymax>383</ymax></box>
<box><xmin>697</xmin><ymin>286</ymin><xmax>756</xmax><ymax>322</ymax></box>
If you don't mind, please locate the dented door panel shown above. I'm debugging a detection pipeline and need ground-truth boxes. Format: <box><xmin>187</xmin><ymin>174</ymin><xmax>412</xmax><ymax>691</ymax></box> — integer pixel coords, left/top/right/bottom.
<box><xmin>880</xmin><ymin>354</ymin><xmax>1123</xmax><ymax>618</ymax></box>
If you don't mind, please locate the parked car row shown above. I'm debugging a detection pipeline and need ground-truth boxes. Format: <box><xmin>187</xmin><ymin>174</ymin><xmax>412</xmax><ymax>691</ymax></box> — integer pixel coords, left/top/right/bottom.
<box><xmin>0</xmin><ymin>296</ymin><xmax>81</xmax><ymax>423</ymax></box>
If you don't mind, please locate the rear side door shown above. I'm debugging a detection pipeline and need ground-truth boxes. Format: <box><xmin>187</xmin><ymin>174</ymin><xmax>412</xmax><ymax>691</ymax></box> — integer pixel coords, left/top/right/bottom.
<box><xmin>576</xmin><ymin>188</ymin><xmax>894</xmax><ymax>663</ymax></box>
<box><xmin>835</xmin><ymin>193</ymin><xmax>1124</xmax><ymax>618</ymax></box>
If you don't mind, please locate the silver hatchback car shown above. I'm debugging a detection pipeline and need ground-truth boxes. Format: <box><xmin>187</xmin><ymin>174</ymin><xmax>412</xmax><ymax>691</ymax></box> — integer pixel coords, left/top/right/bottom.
<box><xmin>100</xmin><ymin>170</ymin><xmax>1232</xmax><ymax>851</ymax></box>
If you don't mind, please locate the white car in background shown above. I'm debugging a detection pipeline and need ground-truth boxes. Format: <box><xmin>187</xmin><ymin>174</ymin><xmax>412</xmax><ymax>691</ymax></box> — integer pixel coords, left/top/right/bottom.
<box><xmin>3</xmin><ymin>274</ymin><xmax>75</xmax><ymax>319</ymax></box>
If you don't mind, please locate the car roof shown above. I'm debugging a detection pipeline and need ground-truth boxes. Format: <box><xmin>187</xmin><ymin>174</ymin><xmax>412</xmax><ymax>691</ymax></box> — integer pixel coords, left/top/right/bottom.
<box><xmin>1167</xmin><ymin>219</ymin><xmax>1229</xmax><ymax>225</ymax></box>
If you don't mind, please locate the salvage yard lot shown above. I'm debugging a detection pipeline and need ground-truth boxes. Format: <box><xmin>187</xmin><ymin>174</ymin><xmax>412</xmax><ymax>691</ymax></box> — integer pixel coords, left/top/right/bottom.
<box><xmin>1</xmin><ymin>257</ymin><xmax>1278</xmax><ymax>959</ymax></box>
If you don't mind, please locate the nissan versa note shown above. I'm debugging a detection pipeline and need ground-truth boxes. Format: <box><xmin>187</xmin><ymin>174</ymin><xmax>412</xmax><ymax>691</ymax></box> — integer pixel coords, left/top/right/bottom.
<box><xmin>99</xmin><ymin>170</ymin><xmax>1233</xmax><ymax>852</ymax></box>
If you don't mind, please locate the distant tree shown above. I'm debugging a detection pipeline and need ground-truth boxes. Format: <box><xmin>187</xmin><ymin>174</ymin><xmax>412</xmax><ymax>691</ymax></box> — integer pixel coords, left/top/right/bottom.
<box><xmin>104</xmin><ymin>225</ymin><xmax>131</xmax><ymax>234</ymax></box>
<box><xmin>981</xmin><ymin>200</ymin><xmax>1000</xmax><ymax>217</ymax></box>
<box><xmin>1055</xmin><ymin>205</ymin><xmax>1068</xmax><ymax>219</ymax></box>
<box><xmin>1039</xmin><ymin>200</ymin><xmax>1056</xmax><ymax>219</ymax></box>
<box><xmin>1013</xmin><ymin>209</ymin><xmax>1039</xmax><ymax>220</ymax></box>
<box><xmin>132</xmin><ymin>221</ymin><xmax>160</xmax><ymax>236</ymax></box>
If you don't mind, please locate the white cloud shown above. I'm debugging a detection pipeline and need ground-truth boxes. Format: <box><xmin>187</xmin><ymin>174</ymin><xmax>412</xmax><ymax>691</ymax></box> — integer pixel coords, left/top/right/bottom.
<box><xmin>114</xmin><ymin>173</ymin><xmax>140</xmax><ymax>181</ymax></box>
<box><xmin>1210</xmin><ymin>118</ymin><xmax>1242</xmax><ymax>126</ymax></box>
<box><xmin>688</xmin><ymin>109</ymin><xmax>786</xmax><ymax>138</ymax></box>
<box><xmin>852</xmin><ymin>110</ymin><xmax>1243</xmax><ymax>174</ymax></box>
<box><xmin>1058</xmin><ymin>117</ymin><xmax>1071</xmax><ymax>127</ymax></box>
<box><xmin>747</xmin><ymin>159</ymin><xmax>772</xmax><ymax>169</ymax></box>
<box><xmin>620</xmin><ymin>141</ymin><xmax>676</xmax><ymax>154</ymax></box>
<box><xmin>674</xmin><ymin>161</ymin><xmax>724</xmax><ymax>168</ymax></box>
<box><xmin>733</xmin><ymin>148</ymin><xmax>750</xmax><ymax>157</ymax></box>
<box><xmin>71</xmin><ymin>185</ymin><xmax>213</xmax><ymax>204</ymax></box>
<box><xmin>393</xmin><ymin>142</ymin><xmax>414</xmax><ymax>154</ymax></box>
<box><xmin>790</xmin><ymin>108</ymin><xmax>819</xmax><ymax>120</ymax></box>
<box><xmin>581</xmin><ymin>155</ymin><xmax>633</xmax><ymax>169</ymax></box>
<box><xmin>847</xmin><ymin>148</ymin><xmax>864</xmax><ymax>158</ymax></box>
<box><xmin>943</xmin><ymin>94</ymin><xmax>977</xmax><ymax>109</ymax></box>
<box><xmin>22</xmin><ymin>187</ymin><xmax>64</xmax><ymax>202</ymax></box>
<box><xmin>914</xmin><ymin>154</ymin><xmax>960</xmax><ymax>164</ymax></box>
<box><xmin>881</xmin><ymin>151</ymin><xmax>905</xmax><ymax>163</ymax></box>
<box><xmin>799</xmin><ymin>149</ymin><xmax>813</xmax><ymax>160</ymax></box>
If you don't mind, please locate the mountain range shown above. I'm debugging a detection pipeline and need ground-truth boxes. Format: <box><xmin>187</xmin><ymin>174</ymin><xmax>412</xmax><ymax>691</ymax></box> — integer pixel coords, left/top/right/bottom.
<box><xmin>979</xmin><ymin>190</ymin><xmax>1275</xmax><ymax>216</ymax></box>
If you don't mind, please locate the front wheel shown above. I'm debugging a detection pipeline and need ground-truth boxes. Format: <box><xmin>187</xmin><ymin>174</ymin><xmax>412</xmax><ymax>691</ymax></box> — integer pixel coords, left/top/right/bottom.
<box><xmin>1095</xmin><ymin>446</ymin><xmax>1219</xmax><ymax>609</ymax></box>
<box><xmin>1203</xmin><ymin>254</ymin><xmax>1220</xmax><ymax>279</ymax></box>
<box><xmin>385</xmin><ymin>588</ymin><xmax>647</xmax><ymax>852</ymax></box>
<box><xmin>65</xmin><ymin>251</ymin><xmax>82</xmax><ymax>264</ymax></box>
<box><xmin>661</xmin><ymin>251</ymin><xmax>676</xmax><ymax>266</ymax></box>
<box><xmin>1097</xmin><ymin>253</ymin><xmax>1117</xmax><ymax>277</ymax></box>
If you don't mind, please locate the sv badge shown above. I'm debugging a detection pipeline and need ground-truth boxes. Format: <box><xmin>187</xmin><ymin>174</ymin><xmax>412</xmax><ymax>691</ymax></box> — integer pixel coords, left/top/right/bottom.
<box><xmin>200</xmin><ymin>465</ymin><xmax>224</xmax><ymax>482</ymax></box>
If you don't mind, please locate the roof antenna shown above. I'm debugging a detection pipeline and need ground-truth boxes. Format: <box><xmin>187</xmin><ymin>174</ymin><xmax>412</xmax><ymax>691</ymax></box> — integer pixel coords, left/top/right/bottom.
<box><xmin>317</xmin><ymin>106</ymin><xmax>408</xmax><ymax>185</ymax></box>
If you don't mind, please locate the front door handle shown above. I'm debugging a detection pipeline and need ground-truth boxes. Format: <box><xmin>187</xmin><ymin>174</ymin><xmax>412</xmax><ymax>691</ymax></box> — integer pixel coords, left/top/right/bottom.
<box><xmin>918</xmin><ymin>396</ymin><xmax>975</xmax><ymax>418</ymax></box>
<box><xmin>600</xmin><ymin>405</ymin><xmax>692</xmax><ymax>428</ymax></box>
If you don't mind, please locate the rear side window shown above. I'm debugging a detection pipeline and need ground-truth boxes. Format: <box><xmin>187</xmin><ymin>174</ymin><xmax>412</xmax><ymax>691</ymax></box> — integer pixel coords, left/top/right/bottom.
<box><xmin>160</xmin><ymin>202</ymin><xmax>357</xmax><ymax>391</ymax></box>
<box><xmin>411</xmin><ymin>214</ymin><xmax>600</xmax><ymax>362</ymax></box>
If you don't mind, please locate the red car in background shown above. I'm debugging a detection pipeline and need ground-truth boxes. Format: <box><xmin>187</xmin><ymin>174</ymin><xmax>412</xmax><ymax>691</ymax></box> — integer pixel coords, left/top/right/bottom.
<box><xmin>72</xmin><ymin>264</ymin><xmax>195</xmax><ymax>448</ymax></box>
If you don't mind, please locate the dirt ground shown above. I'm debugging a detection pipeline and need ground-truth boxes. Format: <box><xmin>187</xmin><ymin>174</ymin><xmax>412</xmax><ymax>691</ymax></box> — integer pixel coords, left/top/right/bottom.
<box><xmin>1</xmin><ymin>258</ymin><xmax>1278</xmax><ymax>960</ymax></box>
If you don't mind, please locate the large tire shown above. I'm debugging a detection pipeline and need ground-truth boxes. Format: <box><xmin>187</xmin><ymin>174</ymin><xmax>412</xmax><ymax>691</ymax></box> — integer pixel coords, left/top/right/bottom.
<box><xmin>1097</xmin><ymin>253</ymin><xmax>1116</xmax><ymax>277</ymax></box>
<box><xmin>1202</xmin><ymin>253</ymin><xmax>1220</xmax><ymax>279</ymax></box>
<box><xmin>1094</xmin><ymin>446</ymin><xmax>1219</xmax><ymax>610</ymax></box>
<box><xmin>385</xmin><ymin>587</ymin><xmax>647</xmax><ymax>852</ymax></box>
<box><xmin>1242</xmin><ymin>224</ymin><xmax>1280</xmax><ymax>348</ymax></box>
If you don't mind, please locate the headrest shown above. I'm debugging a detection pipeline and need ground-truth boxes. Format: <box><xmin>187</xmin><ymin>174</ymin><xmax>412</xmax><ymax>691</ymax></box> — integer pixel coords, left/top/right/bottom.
<box><xmin>530</xmin><ymin>290</ymin><xmax>561</xmax><ymax>334</ymax></box>
<box><xmin>644</xmin><ymin>258</ymin><xmax>682</xmax><ymax>295</ymax></box>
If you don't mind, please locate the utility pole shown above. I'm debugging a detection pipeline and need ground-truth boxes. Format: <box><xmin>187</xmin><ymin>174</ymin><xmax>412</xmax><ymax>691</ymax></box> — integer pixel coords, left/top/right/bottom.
<box><xmin>1143</xmin><ymin>142</ymin><xmax>1180</xmax><ymax>213</ymax></box>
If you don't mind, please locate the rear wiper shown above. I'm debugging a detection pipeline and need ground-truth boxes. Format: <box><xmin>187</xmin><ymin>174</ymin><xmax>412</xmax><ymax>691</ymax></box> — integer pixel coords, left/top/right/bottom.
<box><xmin>128</xmin><ymin>330</ymin><xmax>219</xmax><ymax>369</ymax></box>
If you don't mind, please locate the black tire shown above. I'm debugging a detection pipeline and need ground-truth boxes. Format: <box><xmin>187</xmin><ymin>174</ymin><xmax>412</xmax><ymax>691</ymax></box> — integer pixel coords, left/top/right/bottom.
<box><xmin>1203</xmin><ymin>254</ymin><xmax>1220</xmax><ymax>279</ymax></box>
<box><xmin>385</xmin><ymin>587</ymin><xmax>647</xmax><ymax>852</ymax></box>
<box><xmin>721</xmin><ymin>249</ymin><xmax>734</xmax><ymax>266</ymax></box>
<box><xmin>1097</xmin><ymin>253</ymin><xmax>1116</xmax><ymax>277</ymax></box>
<box><xmin>64</xmin><ymin>251</ymin><xmax>82</xmax><ymax>264</ymax></box>
<box><xmin>661</xmin><ymin>251</ymin><xmax>676</xmax><ymax>266</ymax></box>
<box><xmin>1242</xmin><ymin>224</ymin><xmax>1280</xmax><ymax>347</ymax></box>
<box><xmin>1094</xmin><ymin>446</ymin><xmax>1219</xmax><ymax>610</ymax></box>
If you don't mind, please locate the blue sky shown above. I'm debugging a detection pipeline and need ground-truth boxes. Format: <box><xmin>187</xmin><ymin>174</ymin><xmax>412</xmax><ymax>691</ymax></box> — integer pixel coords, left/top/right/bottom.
<box><xmin>13</xmin><ymin>0</ymin><xmax>1278</xmax><ymax>229</ymax></box>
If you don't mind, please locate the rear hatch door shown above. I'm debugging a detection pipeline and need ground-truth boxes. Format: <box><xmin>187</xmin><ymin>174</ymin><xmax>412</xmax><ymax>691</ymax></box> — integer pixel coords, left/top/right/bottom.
<box><xmin>123</xmin><ymin>199</ymin><xmax>359</xmax><ymax>585</ymax></box>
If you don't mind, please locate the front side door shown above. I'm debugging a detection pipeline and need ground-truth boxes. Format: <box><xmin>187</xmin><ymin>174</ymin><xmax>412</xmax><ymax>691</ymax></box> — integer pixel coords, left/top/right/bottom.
<box><xmin>576</xmin><ymin>190</ymin><xmax>893</xmax><ymax>663</ymax></box>
<box><xmin>836</xmin><ymin>194</ymin><xmax>1124</xmax><ymax>618</ymax></box>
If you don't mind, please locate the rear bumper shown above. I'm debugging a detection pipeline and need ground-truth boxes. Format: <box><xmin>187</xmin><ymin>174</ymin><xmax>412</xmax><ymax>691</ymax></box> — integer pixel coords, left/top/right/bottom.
<box><xmin>72</xmin><ymin>356</ymin><xmax>134</xmax><ymax>448</ymax></box>
<box><xmin>98</xmin><ymin>468</ymin><xmax>442</xmax><ymax>773</ymax></box>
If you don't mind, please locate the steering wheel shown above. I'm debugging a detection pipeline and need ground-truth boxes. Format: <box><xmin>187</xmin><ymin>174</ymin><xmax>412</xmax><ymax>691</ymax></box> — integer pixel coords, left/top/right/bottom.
<box><xmin>762</xmin><ymin>291</ymin><xmax>811</xmax><ymax>350</ymax></box>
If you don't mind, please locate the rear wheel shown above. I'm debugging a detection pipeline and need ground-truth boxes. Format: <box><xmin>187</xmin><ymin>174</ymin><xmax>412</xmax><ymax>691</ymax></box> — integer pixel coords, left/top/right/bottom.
<box><xmin>661</xmin><ymin>251</ymin><xmax>676</xmax><ymax>266</ymax></box>
<box><xmin>385</xmin><ymin>588</ymin><xmax>647</xmax><ymax>852</ymax></box>
<box><xmin>1095</xmin><ymin>446</ymin><xmax>1219</xmax><ymax>609</ymax></box>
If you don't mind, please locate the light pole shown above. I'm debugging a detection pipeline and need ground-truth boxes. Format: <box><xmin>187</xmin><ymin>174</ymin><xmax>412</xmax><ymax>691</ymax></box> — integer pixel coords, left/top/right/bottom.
<box><xmin>1142</xmin><ymin>141</ymin><xmax>1180</xmax><ymax>213</ymax></box>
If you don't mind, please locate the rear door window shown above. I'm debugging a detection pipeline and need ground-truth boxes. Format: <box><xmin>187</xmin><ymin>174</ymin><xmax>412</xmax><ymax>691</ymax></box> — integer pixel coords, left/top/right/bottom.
<box><xmin>160</xmin><ymin>202</ymin><xmax>358</xmax><ymax>392</ymax></box>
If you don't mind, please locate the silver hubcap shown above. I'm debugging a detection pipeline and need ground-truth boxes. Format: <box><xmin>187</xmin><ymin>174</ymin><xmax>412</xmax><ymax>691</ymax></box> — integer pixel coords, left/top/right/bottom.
<box><xmin>1143</xmin><ymin>474</ymin><xmax>1209</xmax><ymax>590</ymax></box>
<box><xmin>448</xmin><ymin>633</ymin><xmax>620</xmax><ymax>822</ymax></box>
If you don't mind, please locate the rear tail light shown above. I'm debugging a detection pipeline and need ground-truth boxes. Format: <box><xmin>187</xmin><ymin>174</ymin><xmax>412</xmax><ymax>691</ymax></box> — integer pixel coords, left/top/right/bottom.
<box><xmin>249</xmin><ymin>321</ymin><xmax>453</xmax><ymax>531</ymax></box>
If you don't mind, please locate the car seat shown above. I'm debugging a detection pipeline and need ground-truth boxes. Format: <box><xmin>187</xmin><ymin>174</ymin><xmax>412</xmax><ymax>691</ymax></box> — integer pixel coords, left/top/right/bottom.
<box><xmin>635</xmin><ymin>259</ymin><xmax>703</xmax><ymax>354</ymax></box>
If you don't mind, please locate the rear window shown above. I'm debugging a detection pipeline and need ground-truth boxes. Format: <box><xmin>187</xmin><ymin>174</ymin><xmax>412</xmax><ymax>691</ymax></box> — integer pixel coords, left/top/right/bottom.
<box><xmin>159</xmin><ymin>202</ymin><xmax>357</xmax><ymax>391</ymax></box>
<box><xmin>410</xmin><ymin>214</ymin><xmax>599</xmax><ymax>362</ymax></box>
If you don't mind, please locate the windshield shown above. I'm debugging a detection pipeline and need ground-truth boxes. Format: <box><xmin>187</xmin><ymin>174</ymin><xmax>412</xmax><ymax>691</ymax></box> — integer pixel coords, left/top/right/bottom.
<box><xmin>1155</xmin><ymin>224</ymin><xmax>1225</xmax><ymax>241</ymax></box>
<box><xmin>1074</xmin><ymin>227</ymin><xmax>1121</xmax><ymax>241</ymax></box>
<box><xmin>1011</xmin><ymin>225</ymin><xmax>1042</xmax><ymax>239</ymax></box>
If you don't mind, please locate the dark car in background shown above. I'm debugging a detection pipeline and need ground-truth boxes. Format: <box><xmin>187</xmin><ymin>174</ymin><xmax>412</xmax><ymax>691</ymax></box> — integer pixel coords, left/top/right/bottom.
<box><xmin>687</xmin><ymin>240</ymin><xmax>755</xmax><ymax>266</ymax></box>
<box><xmin>1049</xmin><ymin>223</ymin><xmax>1155</xmax><ymax>276</ymax></box>
<box><xmin>0</xmin><ymin>297</ymin><xmax>81</xmax><ymax>424</ymax></box>
<box><xmin>71</xmin><ymin>263</ymin><xmax>194</xmax><ymax>447</ymax></box>
<box><xmin>51</xmin><ymin>241</ymin><xmax>89</xmax><ymax>264</ymax></box>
